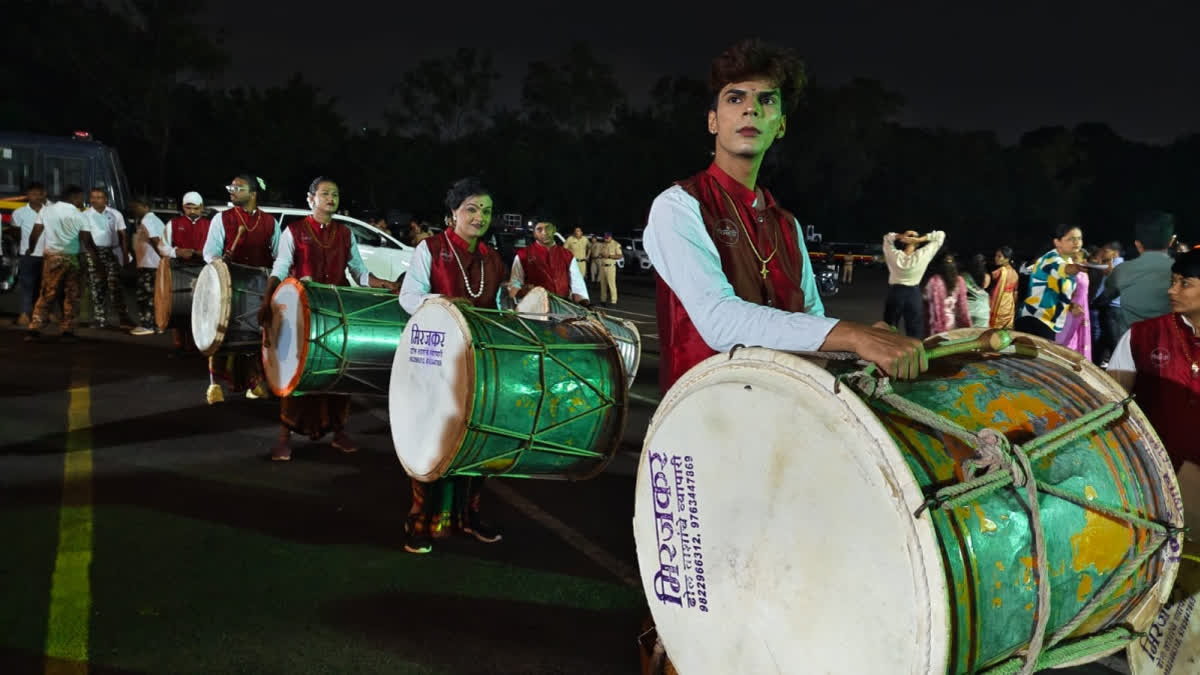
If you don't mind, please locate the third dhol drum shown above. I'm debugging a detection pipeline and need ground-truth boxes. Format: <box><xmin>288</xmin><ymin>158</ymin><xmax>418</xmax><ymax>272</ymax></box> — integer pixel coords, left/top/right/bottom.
<box><xmin>633</xmin><ymin>330</ymin><xmax>1184</xmax><ymax>674</ymax></box>
<box><xmin>154</xmin><ymin>257</ymin><xmax>203</xmax><ymax>333</ymax></box>
<box><xmin>262</xmin><ymin>278</ymin><xmax>410</xmax><ymax>397</ymax></box>
<box><xmin>515</xmin><ymin>285</ymin><xmax>642</xmax><ymax>390</ymax></box>
<box><xmin>191</xmin><ymin>259</ymin><xmax>270</xmax><ymax>355</ymax></box>
<box><xmin>390</xmin><ymin>297</ymin><xmax>627</xmax><ymax>481</ymax></box>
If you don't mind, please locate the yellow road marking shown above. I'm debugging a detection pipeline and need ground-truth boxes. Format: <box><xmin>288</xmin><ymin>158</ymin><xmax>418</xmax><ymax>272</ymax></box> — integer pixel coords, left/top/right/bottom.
<box><xmin>44</xmin><ymin>371</ymin><xmax>92</xmax><ymax>675</ymax></box>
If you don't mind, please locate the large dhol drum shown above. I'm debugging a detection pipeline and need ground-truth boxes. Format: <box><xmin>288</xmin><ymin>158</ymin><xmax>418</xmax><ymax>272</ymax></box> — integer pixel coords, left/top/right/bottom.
<box><xmin>389</xmin><ymin>297</ymin><xmax>627</xmax><ymax>481</ymax></box>
<box><xmin>516</xmin><ymin>286</ymin><xmax>642</xmax><ymax>389</ymax></box>
<box><xmin>154</xmin><ymin>257</ymin><xmax>203</xmax><ymax>332</ymax></box>
<box><xmin>262</xmin><ymin>279</ymin><xmax>409</xmax><ymax>397</ymax></box>
<box><xmin>633</xmin><ymin>330</ymin><xmax>1184</xmax><ymax>674</ymax></box>
<box><xmin>191</xmin><ymin>259</ymin><xmax>270</xmax><ymax>355</ymax></box>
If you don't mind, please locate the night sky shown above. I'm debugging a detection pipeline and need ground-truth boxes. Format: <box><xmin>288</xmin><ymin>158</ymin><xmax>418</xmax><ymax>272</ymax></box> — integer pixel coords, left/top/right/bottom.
<box><xmin>201</xmin><ymin>1</ymin><xmax>1200</xmax><ymax>144</ymax></box>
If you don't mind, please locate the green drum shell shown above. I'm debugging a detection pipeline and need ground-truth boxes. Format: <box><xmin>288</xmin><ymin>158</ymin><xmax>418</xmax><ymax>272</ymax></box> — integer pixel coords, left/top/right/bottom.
<box><xmin>284</xmin><ymin>281</ymin><xmax>409</xmax><ymax>396</ymax></box>
<box><xmin>831</xmin><ymin>332</ymin><xmax>1182</xmax><ymax>672</ymax></box>
<box><xmin>518</xmin><ymin>289</ymin><xmax>642</xmax><ymax>389</ymax></box>
<box><xmin>409</xmin><ymin>302</ymin><xmax>628</xmax><ymax>481</ymax></box>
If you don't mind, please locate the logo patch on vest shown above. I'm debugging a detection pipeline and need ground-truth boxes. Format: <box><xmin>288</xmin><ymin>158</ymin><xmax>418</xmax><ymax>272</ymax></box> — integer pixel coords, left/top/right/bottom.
<box><xmin>439</xmin><ymin>247</ymin><xmax>453</xmax><ymax>260</ymax></box>
<box><xmin>1150</xmin><ymin>348</ymin><xmax>1170</xmax><ymax>369</ymax></box>
<box><xmin>714</xmin><ymin>218</ymin><xmax>739</xmax><ymax>246</ymax></box>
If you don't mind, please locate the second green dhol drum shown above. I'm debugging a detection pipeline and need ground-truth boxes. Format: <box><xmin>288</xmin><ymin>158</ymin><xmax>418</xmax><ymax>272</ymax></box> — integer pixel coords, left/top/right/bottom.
<box><xmin>389</xmin><ymin>297</ymin><xmax>628</xmax><ymax>481</ymax></box>
<box><xmin>262</xmin><ymin>279</ymin><xmax>410</xmax><ymax>397</ymax></box>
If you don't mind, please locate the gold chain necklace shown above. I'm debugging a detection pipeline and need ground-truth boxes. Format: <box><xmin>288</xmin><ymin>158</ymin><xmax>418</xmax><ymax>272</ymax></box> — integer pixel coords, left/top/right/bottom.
<box><xmin>718</xmin><ymin>189</ymin><xmax>777</xmax><ymax>280</ymax></box>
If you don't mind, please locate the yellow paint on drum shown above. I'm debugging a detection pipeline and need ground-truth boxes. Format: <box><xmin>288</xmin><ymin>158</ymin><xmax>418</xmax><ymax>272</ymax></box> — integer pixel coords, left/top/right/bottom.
<box><xmin>1069</xmin><ymin>511</ymin><xmax>1132</xmax><ymax>574</ymax></box>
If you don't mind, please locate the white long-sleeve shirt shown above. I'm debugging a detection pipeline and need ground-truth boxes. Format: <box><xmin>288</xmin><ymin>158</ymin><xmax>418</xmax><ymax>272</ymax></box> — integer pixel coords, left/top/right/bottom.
<box><xmin>509</xmin><ymin>251</ymin><xmax>589</xmax><ymax>301</ymax></box>
<box><xmin>202</xmin><ymin>209</ymin><xmax>280</xmax><ymax>263</ymax></box>
<box><xmin>643</xmin><ymin>184</ymin><xmax>835</xmax><ymax>354</ymax></box>
<box><xmin>882</xmin><ymin>231</ymin><xmax>946</xmax><ymax>286</ymax></box>
<box><xmin>269</xmin><ymin>224</ymin><xmax>371</xmax><ymax>285</ymax></box>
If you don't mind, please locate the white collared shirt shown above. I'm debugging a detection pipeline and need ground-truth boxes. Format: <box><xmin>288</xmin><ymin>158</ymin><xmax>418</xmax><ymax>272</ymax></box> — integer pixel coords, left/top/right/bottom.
<box><xmin>135</xmin><ymin>211</ymin><xmax>166</xmax><ymax>269</ymax></box>
<box><xmin>509</xmin><ymin>250</ymin><xmax>589</xmax><ymax>301</ymax></box>
<box><xmin>41</xmin><ymin>202</ymin><xmax>89</xmax><ymax>255</ymax></box>
<box><xmin>84</xmin><ymin>206</ymin><xmax>123</xmax><ymax>250</ymax></box>
<box><xmin>269</xmin><ymin>222</ymin><xmax>371</xmax><ymax>286</ymax></box>
<box><xmin>643</xmin><ymin>184</ymin><xmax>835</xmax><ymax>354</ymax></box>
<box><xmin>12</xmin><ymin>202</ymin><xmax>51</xmax><ymax>256</ymax></box>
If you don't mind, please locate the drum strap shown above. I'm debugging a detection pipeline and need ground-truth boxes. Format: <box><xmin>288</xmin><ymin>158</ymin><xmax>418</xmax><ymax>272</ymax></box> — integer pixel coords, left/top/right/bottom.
<box><xmin>845</xmin><ymin>372</ymin><xmax>1183</xmax><ymax>673</ymax></box>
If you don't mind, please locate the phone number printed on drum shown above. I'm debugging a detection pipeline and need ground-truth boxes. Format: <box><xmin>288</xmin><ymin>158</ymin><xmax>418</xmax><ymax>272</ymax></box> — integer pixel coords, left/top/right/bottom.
<box><xmin>408</xmin><ymin>324</ymin><xmax>445</xmax><ymax>367</ymax></box>
<box><xmin>649</xmin><ymin>452</ymin><xmax>709</xmax><ymax>613</ymax></box>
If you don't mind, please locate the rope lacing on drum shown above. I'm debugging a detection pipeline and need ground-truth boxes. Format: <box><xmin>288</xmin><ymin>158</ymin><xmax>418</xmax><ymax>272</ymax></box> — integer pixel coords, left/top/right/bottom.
<box><xmin>843</xmin><ymin>372</ymin><xmax>1182</xmax><ymax>674</ymax></box>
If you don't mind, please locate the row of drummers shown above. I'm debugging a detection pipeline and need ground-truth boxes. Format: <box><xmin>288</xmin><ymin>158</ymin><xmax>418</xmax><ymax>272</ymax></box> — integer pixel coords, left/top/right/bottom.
<box><xmin>160</xmin><ymin>198</ymin><xmax>641</xmax><ymax>480</ymax></box>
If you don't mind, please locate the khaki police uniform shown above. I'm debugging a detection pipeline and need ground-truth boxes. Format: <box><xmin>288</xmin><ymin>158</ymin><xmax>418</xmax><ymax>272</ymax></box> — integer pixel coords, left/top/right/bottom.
<box><xmin>597</xmin><ymin>238</ymin><xmax>622</xmax><ymax>304</ymax></box>
<box><xmin>564</xmin><ymin>234</ymin><xmax>590</xmax><ymax>281</ymax></box>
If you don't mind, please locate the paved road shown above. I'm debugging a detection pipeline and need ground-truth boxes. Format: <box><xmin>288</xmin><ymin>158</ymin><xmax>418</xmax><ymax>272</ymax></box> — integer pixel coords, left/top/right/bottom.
<box><xmin>0</xmin><ymin>267</ymin><xmax>1130</xmax><ymax>674</ymax></box>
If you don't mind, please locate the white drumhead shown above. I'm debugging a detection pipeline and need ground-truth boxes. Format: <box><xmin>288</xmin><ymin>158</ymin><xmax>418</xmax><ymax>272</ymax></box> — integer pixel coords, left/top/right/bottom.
<box><xmin>262</xmin><ymin>280</ymin><xmax>309</xmax><ymax>397</ymax></box>
<box><xmin>633</xmin><ymin>348</ymin><xmax>948</xmax><ymax>674</ymax></box>
<box><xmin>516</xmin><ymin>286</ymin><xmax>551</xmax><ymax>314</ymax></box>
<box><xmin>191</xmin><ymin>262</ymin><xmax>228</xmax><ymax>354</ymax></box>
<box><xmin>389</xmin><ymin>298</ymin><xmax>474</xmax><ymax>481</ymax></box>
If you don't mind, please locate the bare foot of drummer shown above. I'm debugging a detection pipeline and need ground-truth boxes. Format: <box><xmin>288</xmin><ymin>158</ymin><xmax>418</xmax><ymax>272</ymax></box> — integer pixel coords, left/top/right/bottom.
<box><xmin>330</xmin><ymin>432</ymin><xmax>359</xmax><ymax>454</ymax></box>
<box><xmin>270</xmin><ymin>426</ymin><xmax>292</xmax><ymax>461</ymax></box>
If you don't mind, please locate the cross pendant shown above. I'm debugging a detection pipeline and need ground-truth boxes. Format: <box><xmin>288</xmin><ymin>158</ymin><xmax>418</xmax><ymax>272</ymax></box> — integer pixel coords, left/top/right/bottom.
<box><xmin>760</xmin><ymin>263</ymin><xmax>769</xmax><ymax>279</ymax></box>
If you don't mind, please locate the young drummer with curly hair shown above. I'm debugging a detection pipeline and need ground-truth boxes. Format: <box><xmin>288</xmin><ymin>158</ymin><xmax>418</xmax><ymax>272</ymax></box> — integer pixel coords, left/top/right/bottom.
<box><xmin>643</xmin><ymin>38</ymin><xmax>928</xmax><ymax>395</ymax></box>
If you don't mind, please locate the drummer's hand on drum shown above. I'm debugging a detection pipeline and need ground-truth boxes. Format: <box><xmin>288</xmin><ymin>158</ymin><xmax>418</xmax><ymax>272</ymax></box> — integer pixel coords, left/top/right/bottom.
<box><xmin>177</xmin><ymin>248</ymin><xmax>195</xmax><ymax>260</ymax></box>
<box><xmin>822</xmin><ymin>321</ymin><xmax>928</xmax><ymax>380</ymax></box>
<box><xmin>258</xmin><ymin>302</ymin><xmax>275</xmax><ymax>348</ymax></box>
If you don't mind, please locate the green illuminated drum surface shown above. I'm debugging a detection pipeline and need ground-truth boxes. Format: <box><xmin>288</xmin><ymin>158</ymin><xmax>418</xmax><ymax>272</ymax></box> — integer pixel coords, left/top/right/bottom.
<box><xmin>389</xmin><ymin>297</ymin><xmax>628</xmax><ymax>481</ymax></box>
<box><xmin>516</xmin><ymin>286</ymin><xmax>641</xmax><ymax>389</ymax></box>
<box><xmin>263</xmin><ymin>279</ymin><xmax>409</xmax><ymax>396</ymax></box>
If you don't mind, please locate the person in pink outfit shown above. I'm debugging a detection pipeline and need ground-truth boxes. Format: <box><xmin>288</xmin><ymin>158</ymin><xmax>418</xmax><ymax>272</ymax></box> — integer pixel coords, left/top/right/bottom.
<box><xmin>923</xmin><ymin>251</ymin><xmax>971</xmax><ymax>335</ymax></box>
<box><xmin>1055</xmin><ymin>249</ymin><xmax>1092</xmax><ymax>359</ymax></box>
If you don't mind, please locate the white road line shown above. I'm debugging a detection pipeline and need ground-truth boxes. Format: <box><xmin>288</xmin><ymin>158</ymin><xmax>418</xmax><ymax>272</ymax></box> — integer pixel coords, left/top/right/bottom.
<box><xmin>488</xmin><ymin>481</ymin><xmax>640</xmax><ymax>588</ymax></box>
<box><xmin>360</xmin><ymin>401</ymin><xmax>641</xmax><ymax>589</ymax></box>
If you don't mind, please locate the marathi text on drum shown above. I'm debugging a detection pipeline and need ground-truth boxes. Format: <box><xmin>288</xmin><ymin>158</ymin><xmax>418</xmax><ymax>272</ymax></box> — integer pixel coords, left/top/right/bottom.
<box><xmin>650</xmin><ymin>452</ymin><xmax>709</xmax><ymax>613</ymax></box>
<box><xmin>1138</xmin><ymin>595</ymin><xmax>1196</xmax><ymax>672</ymax></box>
<box><xmin>409</xmin><ymin>324</ymin><xmax>446</xmax><ymax>347</ymax></box>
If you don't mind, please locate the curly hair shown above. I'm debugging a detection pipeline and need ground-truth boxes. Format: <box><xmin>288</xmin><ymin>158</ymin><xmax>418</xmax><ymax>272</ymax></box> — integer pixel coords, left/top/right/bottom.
<box><xmin>444</xmin><ymin>176</ymin><xmax>492</xmax><ymax>213</ymax></box>
<box><xmin>709</xmin><ymin>38</ymin><xmax>806</xmax><ymax>112</ymax></box>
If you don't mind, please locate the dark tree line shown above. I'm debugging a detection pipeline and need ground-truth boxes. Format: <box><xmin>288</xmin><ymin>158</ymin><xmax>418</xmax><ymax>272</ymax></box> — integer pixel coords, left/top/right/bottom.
<box><xmin>5</xmin><ymin>0</ymin><xmax>1197</xmax><ymax>254</ymax></box>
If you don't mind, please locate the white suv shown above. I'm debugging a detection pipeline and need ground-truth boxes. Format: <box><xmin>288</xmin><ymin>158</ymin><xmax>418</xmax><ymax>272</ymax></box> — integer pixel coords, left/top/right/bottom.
<box><xmin>211</xmin><ymin>205</ymin><xmax>413</xmax><ymax>285</ymax></box>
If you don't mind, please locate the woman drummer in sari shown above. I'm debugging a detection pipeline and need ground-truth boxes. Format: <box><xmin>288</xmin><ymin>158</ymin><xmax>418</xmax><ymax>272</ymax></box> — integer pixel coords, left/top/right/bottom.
<box><xmin>398</xmin><ymin>176</ymin><xmax>508</xmax><ymax>554</ymax></box>
<box><xmin>258</xmin><ymin>177</ymin><xmax>399</xmax><ymax>461</ymax></box>
<box><xmin>989</xmin><ymin>245</ymin><xmax>1018</xmax><ymax>329</ymax></box>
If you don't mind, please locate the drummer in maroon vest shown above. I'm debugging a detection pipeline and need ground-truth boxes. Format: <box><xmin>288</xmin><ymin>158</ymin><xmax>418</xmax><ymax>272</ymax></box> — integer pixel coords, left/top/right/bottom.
<box><xmin>644</xmin><ymin>38</ymin><xmax>927</xmax><ymax>394</ymax></box>
<box><xmin>507</xmin><ymin>220</ymin><xmax>589</xmax><ymax>305</ymax></box>
<box><xmin>162</xmin><ymin>191</ymin><xmax>208</xmax><ymax>352</ymax></box>
<box><xmin>398</xmin><ymin>176</ymin><xmax>507</xmax><ymax>554</ymax></box>
<box><xmin>201</xmin><ymin>173</ymin><xmax>280</xmax><ymax>403</ymax></box>
<box><xmin>259</xmin><ymin>177</ymin><xmax>399</xmax><ymax>462</ymax></box>
<box><xmin>1107</xmin><ymin>249</ymin><xmax>1200</xmax><ymax>471</ymax></box>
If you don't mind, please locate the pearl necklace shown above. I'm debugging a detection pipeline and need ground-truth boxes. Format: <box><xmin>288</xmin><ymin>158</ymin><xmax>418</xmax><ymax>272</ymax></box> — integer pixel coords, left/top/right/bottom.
<box><xmin>445</xmin><ymin>231</ymin><xmax>484</xmax><ymax>298</ymax></box>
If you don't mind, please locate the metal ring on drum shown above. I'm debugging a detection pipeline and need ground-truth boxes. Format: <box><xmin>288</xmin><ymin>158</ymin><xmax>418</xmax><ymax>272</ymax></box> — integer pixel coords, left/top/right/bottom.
<box><xmin>191</xmin><ymin>259</ymin><xmax>271</xmax><ymax>356</ymax></box>
<box><xmin>389</xmin><ymin>297</ymin><xmax>628</xmax><ymax>481</ymax></box>
<box><xmin>154</xmin><ymin>257</ymin><xmax>202</xmax><ymax>333</ymax></box>
<box><xmin>262</xmin><ymin>278</ymin><xmax>410</xmax><ymax>397</ymax></box>
<box><xmin>514</xmin><ymin>286</ymin><xmax>642</xmax><ymax>390</ymax></box>
<box><xmin>632</xmin><ymin>329</ymin><xmax>1184</xmax><ymax>674</ymax></box>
